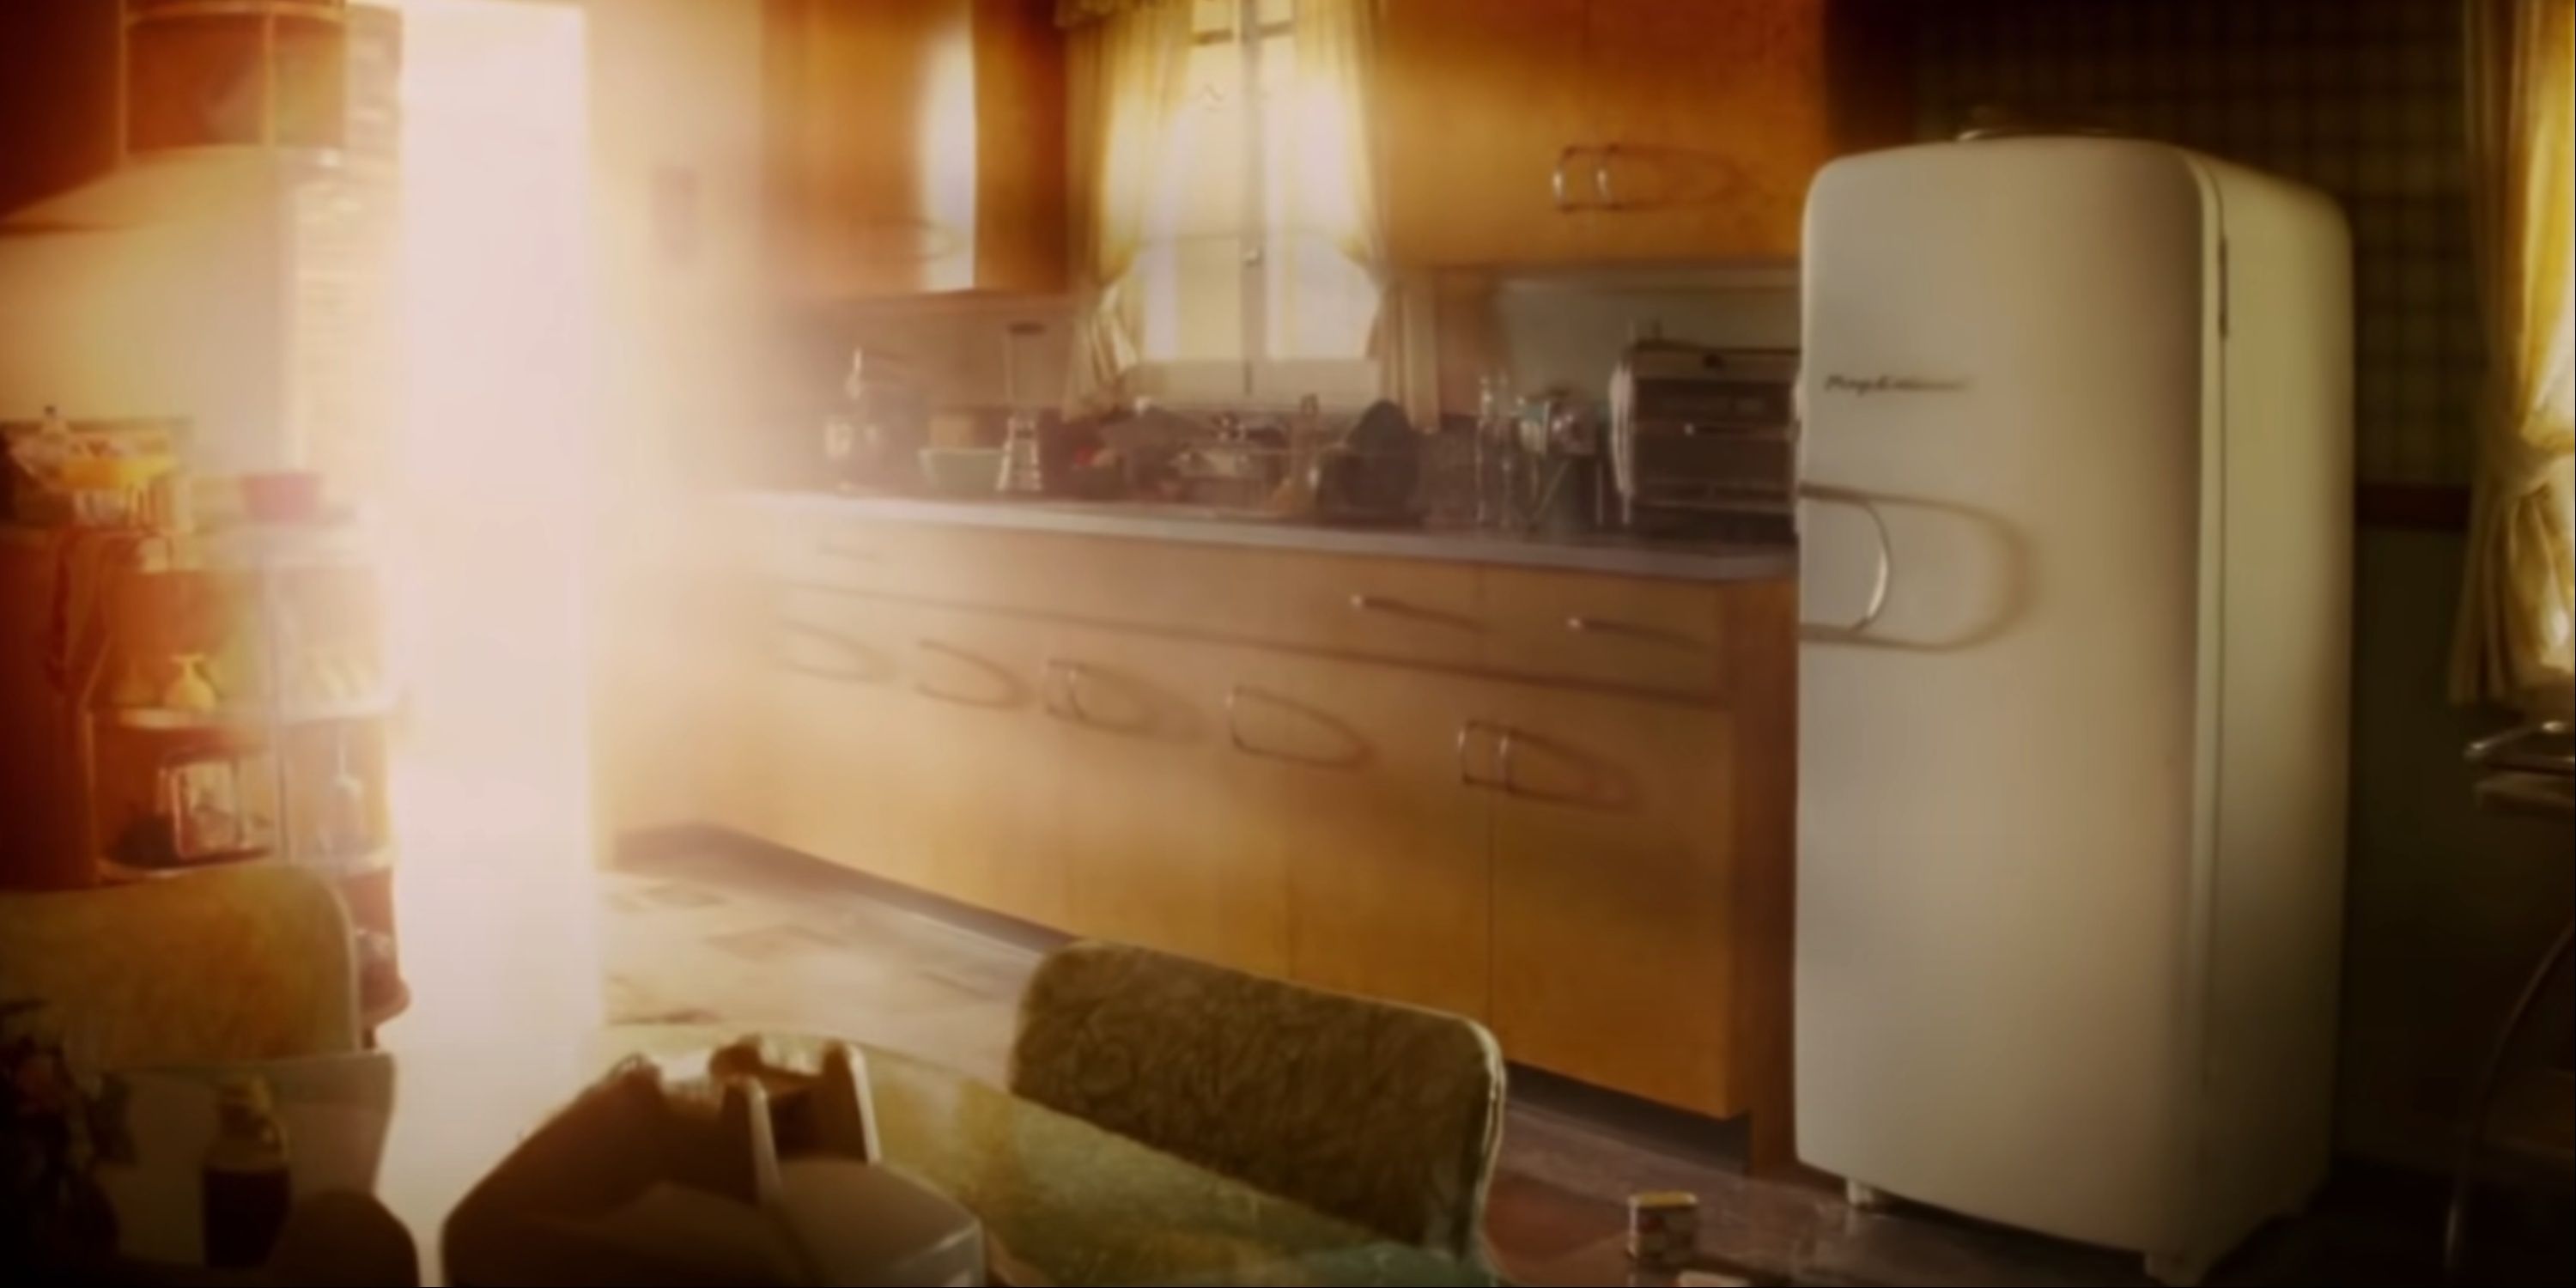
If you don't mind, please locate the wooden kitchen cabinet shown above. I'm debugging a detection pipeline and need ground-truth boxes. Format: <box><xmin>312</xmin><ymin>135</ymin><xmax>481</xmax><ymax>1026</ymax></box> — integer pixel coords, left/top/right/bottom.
<box><xmin>676</xmin><ymin>502</ymin><xmax>1801</xmax><ymax>1163</ymax></box>
<box><xmin>1044</xmin><ymin>623</ymin><xmax>1291</xmax><ymax>977</ymax></box>
<box><xmin>763</xmin><ymin>0</ymin><xmax>1066</xmax><ymax>297</ymax></box>
<box><xmin>1375</xmin><ymin>0</ymin><xmax>1595</xmax><ymax>268</ymax></box>
<box><xmin>899</xmin><ymin>603</ymin><xmax>1066</xmax><ymax>926</ymax></box>
<box><xmin>751</xmin><ymin>583</ymin><xmax>950</xmax><ymax>893</ymax></box>
<box><xmin>1580</xmin><ymin>0</ymin><xmax>1833</xmax><ymax>260</ymax></box>
<box><xmin>1217</xmin><ymin>647</ymin><xmax>1494</xmax><ymax>1021</ymax></box>
<box><xmin>1376</xmin><ymin>0</ymin><xmax>1912</xmax><ymax>265</ymax></box>
<box><xmin>3</xmin><ymin>0</ymin><xmax>398</xmax><ymax>216</ymax></box>
<box><xmin>1483</xmin><ymin>685</ymin><xmax>1744</xmax><ymax>1116</ymax></box>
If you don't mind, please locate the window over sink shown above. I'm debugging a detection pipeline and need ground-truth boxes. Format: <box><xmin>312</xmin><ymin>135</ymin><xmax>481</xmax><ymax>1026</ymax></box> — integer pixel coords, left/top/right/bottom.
<box><xmin>1072</xmin><ymin>0</ymin><xmax>1384</xmax><ymax>408</ymax></box>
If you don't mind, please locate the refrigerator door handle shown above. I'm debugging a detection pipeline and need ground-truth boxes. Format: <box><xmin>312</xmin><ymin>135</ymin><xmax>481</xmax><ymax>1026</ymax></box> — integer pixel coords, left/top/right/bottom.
<box><xmin>1797</xmin><ymin>484</ymin><xmax>1893</xmax><ymax>637</ymax></box>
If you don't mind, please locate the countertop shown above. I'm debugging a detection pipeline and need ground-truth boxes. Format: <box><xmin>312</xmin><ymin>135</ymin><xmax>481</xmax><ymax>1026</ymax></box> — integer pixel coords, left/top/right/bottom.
<box><xmin>737</xmin><ymin>490</ymin><xmax>1797</xmax><ymax>584</ymax></box>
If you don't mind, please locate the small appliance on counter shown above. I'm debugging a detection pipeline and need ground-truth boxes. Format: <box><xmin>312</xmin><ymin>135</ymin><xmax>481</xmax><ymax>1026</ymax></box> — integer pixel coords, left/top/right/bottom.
<box><xmin>821</xmin><ymin>345</ymin><xmax>927</xmax><ymax>493</ymax></box>
<box><xmin>1171</xmin><ymin>418</ymin><xmax>1292</xmax><ymax>512</ymax></box>
<box><xmin>1607</xmin><ymin>338</ymin><xmax>1798</xmax><ymax>541</ymax></box>
<box><xmin>1470</xmin><ymin>384</ymin><xmax>1606</xmax><ymax>537</ymax></box>
<box><xmin>1309</xmin><ymin>400</ymin><xmax>1423</xmax><ymax>525</ymax></box>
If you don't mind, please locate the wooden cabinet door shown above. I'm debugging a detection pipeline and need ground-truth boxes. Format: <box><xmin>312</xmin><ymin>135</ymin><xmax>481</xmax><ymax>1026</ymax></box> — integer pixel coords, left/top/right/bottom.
<box><xmin>592</xmin><ymin>574</ymin><xmax>755</xmax><ymax>841</ymax></box>
<box><xmin>750</xmin><ymin>582</ymin><xmax>946</xmax><ymax>892</ymax></box>
<box><xmin>1043</xmin><ymin>624</ymin><xmax>1289</xmax><ymax>976</ymax></box>
<box><xmin>1215</xmin><ymin>647</ymin><xmax>1492</xmax><ymax>1019</ymax></box>
<box><xmin>764</xmin><ymin>0</ymin><xmax>1064</xmax><ymax>296</ymax></box>
<box><xmin>766</xmin><ymin>0</ymin><xmax>970</xmax><ymax>295</ymax></box>
<box><xmin>963</xmin><ymin>0</ymin><xmax>1066</xmax><ymax>295</ymax></box>
<box><xmin>1577</xmin><ymin>0</ymin><xmax>1833</xmax><ymax>260</ymax></box>
<box><xmin>898</xmin><ymin>604</ymin><xmax>1064</xmax><ymax>927</ymax></box>
<box><xmin>1376</xmin><ymin>0</ymin><xmax>1594</xmax><ymax>267</ymax></box>
<box><xmin>1484</xmin><ymin>686</ymin><xmax>1743</xmax><ymax>1116</ymax></box>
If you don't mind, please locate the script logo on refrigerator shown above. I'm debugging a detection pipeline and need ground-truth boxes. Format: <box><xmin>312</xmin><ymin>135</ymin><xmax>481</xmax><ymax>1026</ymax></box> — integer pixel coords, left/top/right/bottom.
<box><xmin>1821</xmin><ymin>374</ymin><xmax>1971</xmax><ymax>396</ymax></box>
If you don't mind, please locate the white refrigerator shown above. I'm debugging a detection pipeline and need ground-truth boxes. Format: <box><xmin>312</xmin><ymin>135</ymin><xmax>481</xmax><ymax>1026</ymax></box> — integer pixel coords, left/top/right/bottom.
<box><xmin>1793</xmin><ymin>137</ymin><xmax>2353</xmax><ymax>1284</ymax></box>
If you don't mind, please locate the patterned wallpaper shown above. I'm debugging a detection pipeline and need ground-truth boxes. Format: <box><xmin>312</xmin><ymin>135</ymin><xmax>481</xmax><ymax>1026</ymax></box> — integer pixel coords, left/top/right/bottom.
<box><xmin>1910</xmin><ymin>0</ymin><xmax>2478</xmax><ymax>489</ymax></box>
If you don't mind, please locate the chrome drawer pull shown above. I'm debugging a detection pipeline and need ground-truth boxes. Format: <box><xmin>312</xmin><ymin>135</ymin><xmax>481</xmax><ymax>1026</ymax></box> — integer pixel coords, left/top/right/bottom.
<box><xmin>1225</xmin><ymin>685</ymin><xmax>1361</xmax><ymax>769</ymax></box>
<box><xmin>1591</xmin><ymin>143</ymin><xmax>1619</xmax><ymax>210</ymax></box>
<box><xmin>1563</xmin><ymin>615</ymin><xmax>1697</xmax><ymax>647</ymax></box>
<box><xmin>1455</xmin><ymin>720</ymin><xmax>1516</xmax><ymax>791</ymax></box>
<box><xmin>1042</xmin><ymin>657</ymin><xmax>1098</xmax><ymax>726</ymax></box>
<box><xmin>1455</xmin><ymin>720</ymin><xmax>1488</xmax><ymax>786</ymax></box>
<box><xmin>1350</xmin><ymin>592</ymin><xmax>1481</xmax><ymax>632</ymax></box>
<box><xmin>911</xmin><ymin>639</ymin><xmax>1017</xmax><ymax>709</ymax></box>
<box><xmin>768</xmin><ymin>623</ymin><xmax>894</xmax><ymax>685</ymax></box>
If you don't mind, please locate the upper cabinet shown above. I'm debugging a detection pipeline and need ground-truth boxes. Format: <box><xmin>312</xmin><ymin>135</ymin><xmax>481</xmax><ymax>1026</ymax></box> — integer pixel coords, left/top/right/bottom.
<box><xmin>763</xmin><ymin>0</ymin><xmax>1066</xmax><ymax>297</ymax></box>
<box><xmin>1376</xmin><ymin>0</ymin><xmax>1913</xmax><ymax>266</ymax></box>
<box><xmin>2</xmin><ymin>0</ymin><xmax>398</xmax><ymax>217</ymax></box>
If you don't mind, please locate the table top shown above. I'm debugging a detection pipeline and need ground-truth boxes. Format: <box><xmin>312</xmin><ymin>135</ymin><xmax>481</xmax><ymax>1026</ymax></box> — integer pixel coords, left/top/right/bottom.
<box><xmin>94</xmin><ymin>1025</ymin><xmax>1497</xmax><ymax>1287</ymax></box>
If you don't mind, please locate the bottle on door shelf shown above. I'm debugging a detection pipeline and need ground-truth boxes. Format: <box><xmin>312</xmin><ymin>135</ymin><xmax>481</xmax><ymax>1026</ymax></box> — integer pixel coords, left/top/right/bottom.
<box><xmin>201</xmin><ymin>1076</ymin><xmax>291</xmax><ymax>1268</ymax></box>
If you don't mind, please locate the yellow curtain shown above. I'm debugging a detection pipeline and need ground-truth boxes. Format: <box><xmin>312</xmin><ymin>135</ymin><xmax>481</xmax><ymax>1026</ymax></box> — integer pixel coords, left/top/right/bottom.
<box><xmin>2454</xmin><ymin>0</ymin><xmax>2576</xmax><ymax>714</ymax></box>
<box><xmin>1290</xmin><ymin>0</ymin><xmax>1396</xmax><ymax>374</ymax></box>
<box><xmin>1286</xmin><ymin>0</ymin><xmax>1384</xmax><ymax>282</ymax></box>
<box><xmin>1064</xmin><ymin>0</ymin><xmax>1191</xmax><ymax>410</ymax></box>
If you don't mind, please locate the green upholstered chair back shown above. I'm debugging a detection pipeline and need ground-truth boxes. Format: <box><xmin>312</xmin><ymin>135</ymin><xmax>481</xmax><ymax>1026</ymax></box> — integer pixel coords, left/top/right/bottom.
<box><xmin>0</xmin><ymin>865</ymin><xmax>361</xmax><ymax>1069</ymax></box>
<box><xmin>1008</xmin><ymin>940</ymin><xmax>1505</xmax><ymax>1258</ymax></box>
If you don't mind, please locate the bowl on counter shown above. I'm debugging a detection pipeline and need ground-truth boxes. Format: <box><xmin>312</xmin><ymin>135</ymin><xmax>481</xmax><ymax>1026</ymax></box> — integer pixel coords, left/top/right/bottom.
<box><xmin>917</xmin><ymin>447</ymin><xmax>1004</xmax><ymax>497</ymax></box>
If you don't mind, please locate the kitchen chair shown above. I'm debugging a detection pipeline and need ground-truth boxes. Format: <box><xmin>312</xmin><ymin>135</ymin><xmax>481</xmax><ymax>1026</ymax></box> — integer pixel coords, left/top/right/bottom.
<box><xmin>0</xmin><ymin>865</ymin><xmax>361</xmax><ymax>1069</ymax></box>
<box><xmin>1008</xmin><ymin>939</ymin><xmax>1506</xmax><ymax>1259</ymax></box>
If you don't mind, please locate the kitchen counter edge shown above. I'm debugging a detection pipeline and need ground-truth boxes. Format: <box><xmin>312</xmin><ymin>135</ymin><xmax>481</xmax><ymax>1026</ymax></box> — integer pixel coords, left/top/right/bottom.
<box><xmin>732</xmin><ymin>491</ymin><xmax>1797</xmax><ymax>584</ymax></box>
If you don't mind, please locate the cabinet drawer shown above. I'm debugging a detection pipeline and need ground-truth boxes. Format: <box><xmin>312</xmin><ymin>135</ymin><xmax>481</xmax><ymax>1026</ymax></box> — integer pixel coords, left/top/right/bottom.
<box><xmin>760</xmin><ymin>518</ymin><xmax>1203</xmax><ymax>633</ymax></box>
<box><xmin>898</xmin><ymin>603</ymin><xmax>1064</xmax><ymax>927</ymax></box>
<box><xmin>725</xmin><ymin>502</ymin><xmax>878</xmax><ymax>590</ymax></box>
<box><xmin>747</xmin><ymin>513</ymin><xmax>929</xmax><ymax>597</ymax></box>
<box><xmin>747</xmin><ymin>590</ymin><xmax>945</xmax><ymax>893</ymax></box>
<box><xmin>1217</xmin><ymin>548</ymin><xmax>1485</xmax><ymax>668</ymax></box>
<box><xmin>1481</xmin><ymin>567</ymin><xmax>1732</xmax><ymax>699</ymax></box>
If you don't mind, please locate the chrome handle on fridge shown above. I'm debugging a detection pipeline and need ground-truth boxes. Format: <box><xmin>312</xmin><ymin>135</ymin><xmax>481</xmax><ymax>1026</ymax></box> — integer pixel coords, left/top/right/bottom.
<box><xmin>1797</xmin><ymin>485</ymin><xmax>1893</xmax><ymax>636</ymax></box>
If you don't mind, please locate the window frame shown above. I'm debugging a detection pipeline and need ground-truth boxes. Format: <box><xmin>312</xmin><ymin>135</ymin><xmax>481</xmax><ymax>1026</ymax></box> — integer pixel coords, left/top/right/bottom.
<box><xmin>1126</xmin><ymin>0</ymin><xmax>1380</xmax><ymax>410</ymax></box>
